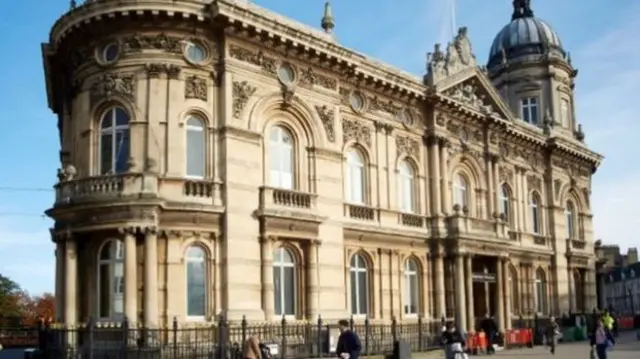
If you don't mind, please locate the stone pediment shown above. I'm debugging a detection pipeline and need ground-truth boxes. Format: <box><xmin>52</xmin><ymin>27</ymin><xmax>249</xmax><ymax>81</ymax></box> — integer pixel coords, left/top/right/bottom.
<box><xmin>438</xmin><ymin>72</ymin><xmax>516</xmax><ymax>122</ymax></box>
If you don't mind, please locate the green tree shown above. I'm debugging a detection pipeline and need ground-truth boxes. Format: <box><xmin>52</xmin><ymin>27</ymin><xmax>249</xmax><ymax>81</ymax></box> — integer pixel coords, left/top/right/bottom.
<box><xmin>0</xmin><ymin>273</ymin><xmax>22</xmax><ymax>319</ymax></box>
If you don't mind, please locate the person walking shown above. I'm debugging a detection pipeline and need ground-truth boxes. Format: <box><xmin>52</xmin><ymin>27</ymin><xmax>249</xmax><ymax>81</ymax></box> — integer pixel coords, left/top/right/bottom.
<box><xmin>242</xmin><ymin>335</ymin><xmax>262</xmax><ymax>359</ymax></box>
<box><xmin>440</xmin><ymin>322</ymin><xmax>466</xmax><ymax>359</ymax></box>
<box><xmin>545</xmin><ymin>317</ymin><xmax>560</xmax><ymax>355</ymax></box>
<box><xmin>479</xmin><ymin>314</ymin><xmax>497</xmax><ymax>354</ymax></box>
<box><xmin>590</xmin><ymin>319</ymin><xmax>614</xmax><ymax>359</ymax></box>
<box><xmin>336</xmin><ymin>319</ymin><xmax>362</xmax><ymax>359</ymax></box>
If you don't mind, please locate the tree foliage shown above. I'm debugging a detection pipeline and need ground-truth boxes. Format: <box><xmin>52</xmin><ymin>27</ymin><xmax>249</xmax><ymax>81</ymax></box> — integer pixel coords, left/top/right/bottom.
<box><xmin>0</xmin><ymin>273</ymin><xmax>56</xmax><ymax>327</ymax></box>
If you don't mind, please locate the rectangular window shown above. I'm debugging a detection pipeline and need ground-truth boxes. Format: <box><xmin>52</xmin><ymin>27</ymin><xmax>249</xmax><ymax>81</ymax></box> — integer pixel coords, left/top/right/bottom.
<box><xmin>520</xmin><ymin>97</ymin><xmax>539</xmax><ymax>125</ymax></box>
<box><xmin>114</xmin><ymin>129</ymin><xmax>130</xmax><ymax>174</ymax></box>
<box><xmin>186</xmin><ymin>128</ymin><xmax>205</xmax><ymax>178</ymax></box>
<box><xmin>561</xmin><ymin>99</ymin><xmax>570</xmax><ymax>127</ymax></box>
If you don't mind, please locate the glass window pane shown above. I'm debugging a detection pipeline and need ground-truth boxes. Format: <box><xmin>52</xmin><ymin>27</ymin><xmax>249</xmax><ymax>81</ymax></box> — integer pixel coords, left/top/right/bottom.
<box><xmin>350</xmin><ymin>271</ymin><xmax>357</xmax><ymax>314</ymax></box>
<box><xmin>187</xmin><ymin>259</ymin><xmax>205</xmax><ymax>317</ymax></box>
<box><xmin>284</xmin><ymin>267</ymin><xmax>295</xmax><ymax>315</ymax></box>
<box><xmin>115</xmin><ymin>108</ymin><xmax>129</xmax><ymax>126</ymax></box>
<box><xmin>187</xmin><ymin>128</ymin><xmax>205</xmax><ymax>177</ymax></box>
<box><xmin>358</xmin><ymin>271</ymin><xmax>368</xmax><ymax>315</ymax></box>
<box><xmin>274</xmin><ymin>267</ymin><xmax>282</xmax><ymax>316</ymax></box>
<box><xmin>100</xmin><ymin>133</ymin><xmax>113</xmax><ymax>174</ymax></box>
<box><xmin>99</xmin><ymin>264</ymin><xmax>110</xmax><ymax>317</ymax></box>
<box><xmin>409</xmin><ymin>274</ymin><xmax>419</xmax><ymax>314</ymax></box>
<box><xmin>114</xmin><ymin>129</ymin><xmax>130</xmax><ymax>174</ymax></box>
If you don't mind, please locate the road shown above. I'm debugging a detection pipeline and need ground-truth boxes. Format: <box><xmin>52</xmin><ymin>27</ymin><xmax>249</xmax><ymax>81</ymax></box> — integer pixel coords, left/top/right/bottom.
<box><xmin>497</xmin><ymin>332</ymin><xmax>639</xmax><ymax>359</ymax></box>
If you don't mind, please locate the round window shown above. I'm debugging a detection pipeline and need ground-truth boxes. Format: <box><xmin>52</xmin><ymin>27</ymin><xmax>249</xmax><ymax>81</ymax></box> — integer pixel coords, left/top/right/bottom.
<box><xmin>349</xmin><ymin>92</ymin><xmax>364</xmax><ymax>111</ymax></box>
<box><xmin>459</xmin><ymin>128</ymin><xmax>468</xmax><ymax>141</ymax></box>
<box><xmin>186</xmin><ymin>41</ymin><xmax>207</xmax><ymax>63</ymax></box>
<box><xmin>402</xmin><ymin>110</ymin><xmax>413</xmax><ymax>126</ymax></box>
<box><xmin>277</xmin><ymin>63</ymin><xmax>295</xmax><ymax>85</ymax></box>
<box><xmin>102</xmin><ymin>43</ymin><xmax>119</xmax><ymax>63</ymax></box>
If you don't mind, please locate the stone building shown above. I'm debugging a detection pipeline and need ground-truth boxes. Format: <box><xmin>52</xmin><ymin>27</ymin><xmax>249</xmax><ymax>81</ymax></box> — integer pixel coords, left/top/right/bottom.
<box><xmin>43</xmin><ymin>0</ymin><xmax>602</xmax><ymax>331</ymax></box>
<box><xmin>600</xmin><ymin>262</ymin><xmax>640</xmax><ymax>315</ymax></box>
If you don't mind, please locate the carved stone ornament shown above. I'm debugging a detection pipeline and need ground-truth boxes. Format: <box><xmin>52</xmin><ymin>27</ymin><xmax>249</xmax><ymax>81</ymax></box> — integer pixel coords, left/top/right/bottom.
<box><xmin>396</xmin><ymin>136</ymin><xmax>420</xmax><ymax>158</ymax></box>
<box><xmin>342</xmin><ymin>118</ymin><xmax>371</xmax><ymax>147</ymax></box>
<box><xmin>185</xmin><ymin>75</ymin><xmax>208</xmax><ymax>101</ymax></box>
<box><xmin>298</xmin><ymin>66</ymin><xmax>338</xmax><ymax>90</ymax></box>
<box><xmin>426</xmin><ymin>27</ymin><xmax>476</xmax><ymax>83</ymax></box>
<box><xmin>314</xmin><ymin>105</ymin><xmax>336</xmax><ymax>142</ymax></box>
<box><xmin>122</xmin><ymin>33</ymin><xmax>183</xmax><ymax>54</ymax></box>
<box><xmin>527</xmin><ymin>175</ymin><xmax>542</xmax><ymax>192</ymax></box>
<box><xmin>435</xmin><ymin>113</ymin><xmax>447</xmax><ymax>127</ymax></box>
<box><xmin>443</xmin><ymin>82</ymin><xmax>496</xmax><ymax>115</ymax></box>
<box><xmin>90</xmin><ymin>73</ymin><xmax>136</xmax><ymax>104</ymax></box>
<box><xmin>498</xmin><ymin>166</ymin><xmax>513</xmax><ymax>184</ymax></box>
<box><xmin>56</xmin><ymin>164</ymin><xmax>77</xmax><ymax>182</ymax></box>
<box><xmin>232</xmin><ymin>81</ymin><xmax>257</xmax><ymax>119</ymax></box>
<box><xmin>228</xmin><ymin>45</ymin><xmax>278</xmax><ymax>75</ymax></box>
<box><xmin>369</xmin><ymin>96</ymin><xmax>401</xmax><ymax>117</ymax></box>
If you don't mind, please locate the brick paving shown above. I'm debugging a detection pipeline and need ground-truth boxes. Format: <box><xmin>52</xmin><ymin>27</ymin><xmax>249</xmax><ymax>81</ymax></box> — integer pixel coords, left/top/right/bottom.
<box><xmin>496</xmin><ymin>332</ymin><xmax>639</xmax><ymax>359</ymax></box>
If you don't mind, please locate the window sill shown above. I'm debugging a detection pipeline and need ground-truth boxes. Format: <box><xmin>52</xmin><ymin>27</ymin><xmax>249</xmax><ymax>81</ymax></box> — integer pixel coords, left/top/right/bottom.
<box><xmin>185</xmin><ymin>316</ymin><xmax>207</xmax><ymax>322</ymax></box>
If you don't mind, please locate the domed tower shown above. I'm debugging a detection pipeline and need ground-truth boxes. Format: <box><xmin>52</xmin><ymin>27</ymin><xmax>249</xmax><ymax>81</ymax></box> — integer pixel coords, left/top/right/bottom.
<box><xmin>487</xmin><ymin>0</ymin><xmax>582</xmax><ymax>140</ymax></box>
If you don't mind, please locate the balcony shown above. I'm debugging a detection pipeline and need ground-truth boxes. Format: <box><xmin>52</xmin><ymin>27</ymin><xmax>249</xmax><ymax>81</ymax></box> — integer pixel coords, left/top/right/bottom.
<box><xmin>398</xmin><ymin>213</ymin><xmax>425</xmax><ymax>228</ymax></box>
<box><xmin>258</xmin><ymin>186</ymin><xmax>319</xmax><ymax>220</ymax></box>
<box><xmin>566</xmin><ymin>238</ymin><xmax>587</xmax><ymax>254</ymax></box>
<box><xmin>54</xmin><ymin>173</ymin><xmax>156</xmax><ymax>205</ymax></box>
<box><xmin>533</xmin><ymin>235</ymin><xmax>547</xmax><ymax>246</ymax></box>
<box><xmin>344</xmin><ymin>204</ymin><xmax>377</xmax><ymax>221</ymax></box>
<box><xmin>158</xmin><ymin>177</ymin><xmax>223</xmax><ymax>207</ymax></box>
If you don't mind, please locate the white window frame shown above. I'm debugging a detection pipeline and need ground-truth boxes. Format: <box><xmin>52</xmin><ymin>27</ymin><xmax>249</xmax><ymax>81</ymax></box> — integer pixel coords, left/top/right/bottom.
<box><xmin>520</xmin><ymin>97</ymin><xmax>539</xmax><ymax>125</ymax></box>
<box><xmin>350</xmin><ymin>254</ymin><xmax>369</xmax><ymax>317</ymax></box>
<box><xmin>99</xmin><ymin>107</ymin><xmax>130</xmax><ymax>175</ymax></box>
<box><xmin>185</xmin><ymin>116</ymin><xmax>206</xmax><ymax>179</ymax></box>
<box><xmin>453</xmin><ymin>174</ymin><xmax>468</xmax><ymax>209</ymax></box>
<box><xmin>268</xmin><ymin>126</ymin><xmax>294</xmax><ymax>190</ymax></box>
<box><xmin>534</xmin><ymin>270</ymin><xmax>546</xmax><ymax>315</ymax></box>
<box><xmin>397</xmin><ymin>161</ymin><xmax>415</xmax><ymax>213</ymax></box>
<box><xmin>565</xmin><ymin>201</ymin><xmax>575</xmax><ymax>239</ymax></box>
<box><xmin>403</xmin><ymin>259</ymin><xmax>419</xmax><ymax>316</ymax></box>
<box><xmin>345</xmin><ymin>150</ymin><xmax>366</xmax><ymax>205</ymax></box>
<box><xmin>500</xmin><ymin>184</ymin><xmax>510</xmax><ymax>225</ymax></box>
<box><xmin>185</xmin><ymin>245</ymin><xmax>207</xmax><ymax>321</ymax></box>
<box><xmin>273</xmin><ymin>247</ymin><xmax>297</xmax><ymax>319</ymax></box>
<box><xmin>530</xmin><ymin>194</ymin><xmax>541</xmax><ymax>234</ymax></box>
<box><xmin>96</xmin><ymin>239</ymin><xmax>124</xmax><ymax>321</ymax></box>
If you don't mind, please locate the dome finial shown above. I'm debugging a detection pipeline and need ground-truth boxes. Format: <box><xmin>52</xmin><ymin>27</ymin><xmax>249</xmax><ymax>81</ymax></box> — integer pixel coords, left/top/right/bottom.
<box><xmin>512</xmin><ymin>0</ymin><xmax>534</xmax><ymax>21</ymax></box>
<box><xmin>321</xmin><ymin>1</ymin><xmax>335</xmax><ymax>34</ymax></box>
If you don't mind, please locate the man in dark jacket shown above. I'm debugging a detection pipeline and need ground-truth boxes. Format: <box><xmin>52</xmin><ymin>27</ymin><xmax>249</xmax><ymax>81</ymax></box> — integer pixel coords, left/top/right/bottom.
<box><xmin>480</xmin><ymin>314</ymin><xmax>497</xmax><ymax>354</ymax></box>
<box><xmin>336</xmin><ymin>319</ymin><xmax>362</xmax><ymax>359</ymax></box>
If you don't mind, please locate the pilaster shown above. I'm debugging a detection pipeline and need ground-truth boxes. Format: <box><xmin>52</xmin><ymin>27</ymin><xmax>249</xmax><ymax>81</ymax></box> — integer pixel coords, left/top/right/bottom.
<box><xmin>64</xmin><ymin>238</ymin><xmax>77</xmax><ymax>326</ymax></box>
<box><xmin>144</xmin><ymin>227</ymin><xmax>159</xmax><ymax>327</ymax></box>
<box><xmin>261</xmin><ymin>236</ymin><xmax>275</xmax><ymax>319</ymax></box>
<box><xmin>465</xmin><ymin>254</ymin><xmax>474</xmax><ymax>331</ymax></box>
<box><xmin>454</xmin><ymin>252</ymin><xmax>467</xmax><ymax>329</ymax></box>
<box><xmin>439</xmin><ymin>138</ymin><xmax>451</xmax><ymax>214</ymax></box>
<box><xmin>306</xmin><ymin>240</ymin><xmax>320</xmax><ymax>320</ymax></box>
<box><xmin>434</xmin><ymin>247</ymin><xmax>446</xmax><ymax>318</ymax></box>
<box><xmin>122</xmin><ymin>228</ymin><xmax>138</xmax><ymax>323</ymax></box>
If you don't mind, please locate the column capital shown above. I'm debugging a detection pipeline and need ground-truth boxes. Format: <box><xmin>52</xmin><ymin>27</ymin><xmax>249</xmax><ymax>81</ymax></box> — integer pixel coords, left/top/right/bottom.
<box><xmin>118</xmin><ymin>226</ymin><xmax>139</xmax><ymax>235</ymax></box>
<box><xmin>311</xmin><ymin>239</ymin><xmax>322</xmax><ymax>246</ymax></box>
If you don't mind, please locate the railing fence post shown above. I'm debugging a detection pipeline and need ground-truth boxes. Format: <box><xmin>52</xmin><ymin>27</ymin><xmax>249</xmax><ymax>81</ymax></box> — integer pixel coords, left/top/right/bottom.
<box><xmin>364</xmin><ymin>316</ymin><xmax>370</xmax><ymax>356</ymax></box>
<box><xmin>172</xmin><ymin>317</ymin><xmax>178</xmax><ymax>359</ymax></box>
<box><xmin>349</xmin><ymin>315</ymin><xmax>354</xmax><ymax>331</ymax></box>
<box><xmin>316</xmin><ymin>315</ymin><xmax>323</xmax><ymax>358</ymax></box>
<box><xmin>241</xmin><ymin>315</ymin><xmax>248</xmax><ymax>354</ymax></box>
<box><xmin>391</xmin><ymin>316</ymin><xmax>397</xmax><ymax>343</ymax></box>
<box><xmin>122</xmin><ymin>317</ymin><xmax>129</xmax><ymax>359</ymax></box>
<box><xmin>418</xmin><ymin>315</ymin><xmax>423</xmax><ymax>352</ymax></box>
<box><xmin>87</xmin><ymin>317</ymin><xmax>94</xmax><ymax>359</ymax></box>
<box><xmin>280</xmin><ymin>316</ymin><xmax>287</xmax><ymax>359</ymax></box>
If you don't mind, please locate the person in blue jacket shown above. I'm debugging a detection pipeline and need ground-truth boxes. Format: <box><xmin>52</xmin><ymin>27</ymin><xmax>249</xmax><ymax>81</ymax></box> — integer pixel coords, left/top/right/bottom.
<box><xmin>336</xmin><ymin>319</ymin><xmax>362</xmax><ymax>359</ymax></box>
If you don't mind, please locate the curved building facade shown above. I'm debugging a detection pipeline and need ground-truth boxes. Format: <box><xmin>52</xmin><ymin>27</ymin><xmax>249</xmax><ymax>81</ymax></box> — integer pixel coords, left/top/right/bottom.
<box><xmin>43</xmin><ymin>0</ymin><xmax>601</xmax><ymax>330</ymax></box>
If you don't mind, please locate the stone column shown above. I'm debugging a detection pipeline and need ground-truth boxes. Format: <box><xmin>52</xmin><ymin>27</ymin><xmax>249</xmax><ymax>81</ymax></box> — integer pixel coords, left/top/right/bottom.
<box><xmin>514</xmin><ymin>168</ymin><xmax>522</xmax><ymax>231</ymax></box>
<box><xmin>306</xmin><ymin>240</ymin><xmax>320</xmax><ymax>320</ymax></box>
<box><xmin>429</xmin><ymin>136</ymin><xmax>442</xmax><ymax>215</ymax></box>
<box><xmin>124</xmin><ymin>229</ymin><xmax>138</xmax><ymax>323</ymax></box>
<box><xmin>586</xmin><ymin>269</ymin><xmax>597</xmax><ymax>312</ymax></box>
<box><xmin>423</xmin><ymin>255</ymin><xmax>432</xmax><ymax>318</ymax></box>
<box><xmin>144</xmin><ymin>228</ymin><xmax>159</xmax><ymax>327</ymax></box>
<box><xmin>492</xmin><ymin>156</ymin><xmax>500</xmax><ymax>217</ymax></box>
<box><xmin>465</xmin><ymin>254</ymin><xmax>475</xmax><ymax>331</ymax></box>
<box><xmin>434</xmin><ymin>250</ymin><xmax>446</xmax><ymax>318</ymax></box>
<box><xmin>440</xmin><ymin>139</ymin><xmax>451</xmax><ymax>214</ymax></box>
<box><xmin>261</xmin><ymin>236</ymin><xmax>275</xmax><ymax>318</ymax></box>
<box><xmin>568</xmin><ymin>265</ymin><xmax>576</xmax><ymax>313</ymax></box>
<box><xmin>55</xmin><ymin>240</ymin><xmax>65</xmax><ymax>322</ymax></box>
<box><xmin>485</xmin><ymin>154</ymin><xmax>495</xmax><ymax>217</ymax></box>
<box><xmin>454</xmin><ymin>253</ymin><xmax>467</xmax><ymax>329</ymax></box>
<box><xmin>519</xmin><ymin>169</ymin><xmax>528</xmax><ymax>231</ymax></box>
<box><xmin>496</xmin><ymin>258</ymin><xmax>505</xmax><ymax>331</ymax></box>
<box><xmin>64</xmin><ymin>238</ymin><xmax>77</xmax><ymax>326</ymax></box>
<box><xmin>502</xmin><ymin>259</ymin><xmax>512</xmax><ymax>330</ymax></box>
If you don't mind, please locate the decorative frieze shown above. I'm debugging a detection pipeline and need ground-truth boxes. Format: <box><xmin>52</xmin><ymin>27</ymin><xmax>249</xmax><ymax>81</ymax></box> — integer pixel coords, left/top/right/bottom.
<box><xmin>90</xmin><ymin>73</ymin><xmax>136</xmax><ymax>104</ymax></box>
<box><xmin>232</xmin><ymin>81</ymin><xmax>257</xmax><ymax>119</ymax></box>
<box><xmin>342</xmin><ymin>118</ymin><xmax>371</xmax><ymax>147</ymax></box>
<box><xmin>526</xmin><ymin>175</ymin><xmax>542</xmax><ymax>192</ymax></box>
<box><xmin>144</xmin><ymin>63</ymin><xmax>182</xmax><ymax>79</ymax></box>
<box><xmin>314</xmin><ymin>105</ymin><xmax>336</xmax><ymax>142</ymax></box>
<box><xmin>298</xmin><ymin>67</ymin><xmax>338</xmax><ymax>90</ymax></box>
<box><xmin>395</xmin><ymin>135</ymin><xmax>420</xmax><ymax>158</ymax></box>
<box><xmin>185</xmin><ymin>75</ymin><xmax>208</xmax><ymax>101</ymax></box>
<box><xmin>122</xmin><ymin>33</ymin><xmax>183</xmax><ymax>54</ymax></box>
<box><xmin>498</xmin><ymin>166</ymin><xmax>513</xmax><ymax>184</ymax></box>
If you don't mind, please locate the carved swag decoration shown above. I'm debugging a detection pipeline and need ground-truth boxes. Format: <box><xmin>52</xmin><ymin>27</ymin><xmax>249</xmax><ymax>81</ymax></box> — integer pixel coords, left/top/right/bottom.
<box><xmin>232</xmin><ymin>81</ymin><xmax>257</xmax><ymax>119</ymax></box>
<box><xmin>90</xmin><ymin>73</ymin><xmax>136</xmax><ymax>105</ymax></box>
<box><xmin>342</xmin><ymin>118</ymin><xmax>371</xmax><ymax>147</ymax></box>
<box><xmin>314</xmin><ymin>105</ymin><xmax>336</xmax><ymax>142</ymax></box>
<box><xmin>122</xmin><ymin>33</ymin><xmax>183</xmax><ymax>54</ymax></box>
<box><xmin>395</xmin><ymin>136</ymin><xmax>420</xmax><ymax>158</ymax></box>
<box><xmin>229</xmin><ymin>45</ymin><xmax>337</xmax><ymax>91</ymax></box>
<box><xmin>185</xmin><ymin>75</ymin><xmax>208</xmax><ymax>101</ymax></box>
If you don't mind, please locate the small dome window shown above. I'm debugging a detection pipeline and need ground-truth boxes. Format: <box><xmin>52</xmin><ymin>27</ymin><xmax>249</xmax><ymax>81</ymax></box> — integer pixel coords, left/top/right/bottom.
<box><xmin>277</xmin><ymin>63</ymin><xmax>295</xmax><ymax>85</ymax></box>
<box><xmin>100</xmin><ymin>43</ymin><xmax>120</xmax><ymax>64</ymax></box>
<box><xmin>349</xmin><ymin>91</ymin><xmax>365</xmax><ymax>112</ymax></box>
<box><xmin>185</xmin><ymin>41</ymin><xmax>207</xmax><ymax>64</ymax></box>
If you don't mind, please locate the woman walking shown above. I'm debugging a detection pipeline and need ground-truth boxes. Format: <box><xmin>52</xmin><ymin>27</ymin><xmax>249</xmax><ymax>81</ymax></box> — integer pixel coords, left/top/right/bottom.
<box><xmin>590</xmin><ymin>319</ymin><xmax>613</xmax><ymax>359</ymax></box>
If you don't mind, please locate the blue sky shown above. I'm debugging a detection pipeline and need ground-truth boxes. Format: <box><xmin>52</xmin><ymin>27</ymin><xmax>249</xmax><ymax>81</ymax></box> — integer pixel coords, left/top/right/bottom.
<box><xmin>0</xmin><ymin>0</ymin><xmax>638</xmax><ymax>295</ymax></box>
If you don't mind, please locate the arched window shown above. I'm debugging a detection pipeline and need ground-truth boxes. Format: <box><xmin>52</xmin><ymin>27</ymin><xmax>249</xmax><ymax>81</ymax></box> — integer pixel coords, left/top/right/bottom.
<box><xmin>99</xmin><ymin>107</ymin><xmax>130</xmax><ymax>174</ymax></box>
<box><xmin>530</xmin><ymin>193</ymin><xmax>541</xmax><ymax>234</ymax></box>
<box><xmin>186</xmin><ymin>116</ymin><xmax>206</xmax><ymax>178</ymax></box>
<box><xmin>186</xmin><ymin>246</ymin><xmax>206</xmax><ymax>319</ymax></box>
<box><xmin>350</xmin><ymin>253</ymin><xmax>369</xmax><ymax>315</ymax></box>
<box><xmin>268</xmin><ymin>126</ymin><xmax>294</xmax><ymax>189</ymax></box>
<box><xmin>453</xmin><ymin>173</ymin><xmax>468</xmax><ymax>209</ymax></box>
<box><xmin>97</xmin><ymin>239</ymin><xmax>124</xmax><ymax>319</ymax></box>
<box><xmin>273</xmin><ymin>247</ymin><xmax>296</xmax><ymax>317</ymax></box>
<box><xmin>500</xmin><ymin>184</ymin><xmax>511</xmax><ymax>225</ymax></box>
<box><xmin>346</xmin><ymin>149</ymin><xmax>365</xmax><ymax>204</ymax></box>
<box><xmin>508</xmin><ymin>265</ymin><xmax>519</xmax><ymax>315</ymax></box>
<box><xmin>397</xmin><ymin>160</ymin><xmax>415</xmax><ymax>213</ymax></box>
<box><xmin>403</xmin><ymin>258</ymin><xmax>419</xmax><ymax>315</ymax></box>
<box><xmin>534</xmin><ymin>268</ymin><xmax>547</xmax><ymax>314</ymax></box>
<box><xmin>565</xmin><ymin>201</ymin><xmax>575</xmax><ymax>239</ymax></box>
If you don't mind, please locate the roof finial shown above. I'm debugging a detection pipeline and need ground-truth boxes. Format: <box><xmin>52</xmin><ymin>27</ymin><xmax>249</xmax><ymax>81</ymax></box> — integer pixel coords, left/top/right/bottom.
<box><xmin>321</xmin><ymin>1</ymin><xmax>335</xmax><ymax>34</ymax></box>
<box><xmin>70</xmin><ymin>0</ymin><xmax>77</xmax><ymax>9</ymax></box>
<box><xmin>512</xmin><ymin>0</ymin><xmax>534</xmax><ymax>21</ymax></box>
